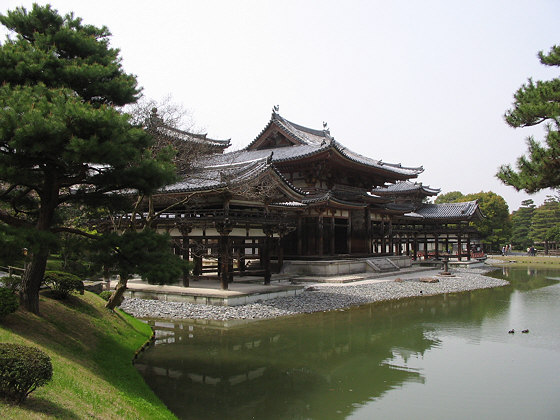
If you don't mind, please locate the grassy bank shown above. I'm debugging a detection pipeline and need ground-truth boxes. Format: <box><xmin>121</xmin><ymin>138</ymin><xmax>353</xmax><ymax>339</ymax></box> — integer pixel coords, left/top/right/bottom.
<box><xmin>489</xmin><ymin>255</ymin><xmax>560</xmax><ymax>267</ymax></box>
<box><xmin>0</xmin><ymin>291</ymin><xmax>176</xmax><ymax>419</ymax></box>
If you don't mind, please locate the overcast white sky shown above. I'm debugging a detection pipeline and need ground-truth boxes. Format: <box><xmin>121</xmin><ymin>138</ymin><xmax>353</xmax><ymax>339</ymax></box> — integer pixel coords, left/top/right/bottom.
<box><xmin>2</xmin><ymin>0</ymin><xmax>559</xmax><ymax>211</ymax></box>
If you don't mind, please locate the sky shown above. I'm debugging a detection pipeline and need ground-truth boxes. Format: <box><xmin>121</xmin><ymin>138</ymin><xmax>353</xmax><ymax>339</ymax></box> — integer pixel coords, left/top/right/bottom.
<box><xmin>1</xmin><ymin>0</ymin><xmax>559</xmax><ymax>211</ymax></box>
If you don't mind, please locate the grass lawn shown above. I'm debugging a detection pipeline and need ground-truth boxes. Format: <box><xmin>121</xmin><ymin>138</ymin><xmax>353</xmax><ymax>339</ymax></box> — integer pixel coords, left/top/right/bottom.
<box><xmin>0</xmin><ymin>291</ymin><xmax>177</xmax><ymax>419</ymax></box>
<box><xmin>489</xmin><ymin>255</ymin><xmax>560</xmax><ymax>267</ymax></box>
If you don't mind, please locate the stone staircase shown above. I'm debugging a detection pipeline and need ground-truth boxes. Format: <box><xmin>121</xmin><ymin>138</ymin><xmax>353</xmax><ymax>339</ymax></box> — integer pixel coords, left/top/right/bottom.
<box><xmin>366</xmin><ymin>257</ymin><xmax>400</xmax><ymax>273</ymax></box>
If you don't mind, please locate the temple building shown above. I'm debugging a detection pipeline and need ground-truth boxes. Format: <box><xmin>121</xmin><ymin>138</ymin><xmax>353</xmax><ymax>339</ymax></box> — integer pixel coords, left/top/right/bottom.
<box><xmin>146</xmin><ymin>109</ymin><xmax>483</xmax><ymax>289</ymax></box>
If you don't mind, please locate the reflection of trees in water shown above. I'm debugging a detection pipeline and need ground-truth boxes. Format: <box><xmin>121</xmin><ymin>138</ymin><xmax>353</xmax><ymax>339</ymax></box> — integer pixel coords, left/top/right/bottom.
<box><xmin>135</xmin><ymin>285</ymin><xmax>533</xmax><ymax>420</ymax></box>
<box><xmin>489</xmin><ymin>266</ymin><xmax>560</xmax><ymax>291</ymax></box>
<box><xmin>137</xmin><ymin>314</ymin><xmax>428</xmax><ymax>420</ymax></box>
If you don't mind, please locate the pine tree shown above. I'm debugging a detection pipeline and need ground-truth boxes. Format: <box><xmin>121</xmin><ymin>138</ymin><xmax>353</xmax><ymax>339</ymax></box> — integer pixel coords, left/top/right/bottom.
<box><xmin>510</xmin><ymin>199</ymin><xmax>535</xmax><ymax>250</ymax></box>
<box><xmin>530</xmin><ymin>198</ymin><xmax>560</xmax><ymax>253</ymax></box>
<box><xmin>497</xmin><ymin>45</ymin><xmax>560</xmax><ymax>192</ymax></box>
<box><xmin>0</xmin><ymin>5</ymin><xmax>177</xmax><ymax>313</ymax></box>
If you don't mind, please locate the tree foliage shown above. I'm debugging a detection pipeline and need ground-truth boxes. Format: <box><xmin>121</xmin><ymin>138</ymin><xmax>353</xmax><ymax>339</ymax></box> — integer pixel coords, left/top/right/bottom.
<box><xmin>510</xmin><ymin>199</ymin><xmax>535</xmax><ymax>250</ymax></box>
<box><xmin>434</xmin><ymin>191</ymin><xmax>464</xmax><ymax>204</ymax></box>
<box><xmin>529</xmin><ymin>197</ymin><xmax>560</xmax><ymax>247</ymax></box>
<box><xmin>497</xmin><ymin>45</ymin><xmax>560</xmax><ymax>192</ymax></box>
<box><xmin>436</xmin><ymin>191</ymin><xmax>511</xmax><ymax>251</ymax></box>
<box><xmin>0</xmin><ymin>4</ymin><xmax>177</xmax><ymax>313</ymax></box>
<box><xmin>460</xmin><ymin>192</ymin><xmax>511</xmax><ymax>251</ymax></box>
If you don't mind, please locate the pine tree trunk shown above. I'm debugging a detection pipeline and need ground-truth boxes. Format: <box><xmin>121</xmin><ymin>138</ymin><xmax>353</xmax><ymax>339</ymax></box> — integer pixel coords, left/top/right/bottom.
<box><xmin>105</xmin><ymin>274</ymin><xmax>129</xmax><ymax>310</ymax></box>
<box><xmin>20</xmin><ymin>247</ymin><xmax>49</xmax><ymax>315</ymax></box>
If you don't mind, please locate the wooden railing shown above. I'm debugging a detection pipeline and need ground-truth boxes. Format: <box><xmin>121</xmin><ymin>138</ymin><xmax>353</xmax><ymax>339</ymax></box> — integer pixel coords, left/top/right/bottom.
<box><xmin>0</xmin><ymin>265</ymin><xmax>24</xmax><ymax>277</ymax></box>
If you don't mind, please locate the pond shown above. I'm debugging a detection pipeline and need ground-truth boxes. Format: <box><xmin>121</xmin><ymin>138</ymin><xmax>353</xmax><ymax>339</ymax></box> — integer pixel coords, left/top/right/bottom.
<box><xmin>135</xmin><ymin>267</ymin><xmax>560</xmax><ymax>420</ymax></box>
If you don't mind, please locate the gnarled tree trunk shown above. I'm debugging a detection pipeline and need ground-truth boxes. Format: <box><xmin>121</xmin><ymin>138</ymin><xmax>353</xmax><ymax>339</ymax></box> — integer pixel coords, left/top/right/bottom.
<box><xmin>105</xmin><ymin>273</ymin><xmax>129</xmax><ymax>310</ymax></box>
<box><xmin>20</xmin><ymin>247</ymin><xmax>49</xmax><ymax>314</ymax></box>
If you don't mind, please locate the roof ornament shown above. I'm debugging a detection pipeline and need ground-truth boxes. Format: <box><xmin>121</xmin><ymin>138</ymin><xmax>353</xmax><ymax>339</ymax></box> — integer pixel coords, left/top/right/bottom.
<box><xmin>272</xmin><ymin>105</ymin><xmax>280</xmax><ymax>114</ymax></box>
<box><xmin>148</xmin><ymin>107</ymin><xmax>164</xmax><ymax>127</ymax></box>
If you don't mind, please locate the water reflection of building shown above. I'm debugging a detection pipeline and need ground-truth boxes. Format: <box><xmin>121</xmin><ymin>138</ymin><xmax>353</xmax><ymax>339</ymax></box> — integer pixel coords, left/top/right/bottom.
<box><xmin>136</xmin><ymin>302</ymin><xmax>444</xmax><ymax>419</ymax></box>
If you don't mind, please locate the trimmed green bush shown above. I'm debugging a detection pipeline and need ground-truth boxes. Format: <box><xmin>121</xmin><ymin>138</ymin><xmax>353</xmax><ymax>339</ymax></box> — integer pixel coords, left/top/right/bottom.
<box><xmin>0</xmin><ymin>275</ymin><xmax>22</xmax><ymax>291</ymax></box>
<box><xmin>0</xmin><ymin>343</ymin><xmax>53</xmax><ymax>403</ymax></box>
<box><xmin>43</xmin><ymin>271</ymin><xmax>84</xmax><ymax>299</ymax></box>
<box><xmin>99</xmin><ymin>290</ymin><xmax>113</xmax><ymax>301</ymax></box>
<box><xmin>0</xmin><ymin>288</ymin><xmax>18</xmax><ymax>319</ymax></box>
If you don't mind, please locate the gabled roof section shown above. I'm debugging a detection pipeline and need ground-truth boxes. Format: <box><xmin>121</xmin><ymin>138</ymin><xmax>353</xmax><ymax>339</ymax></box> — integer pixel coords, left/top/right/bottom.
<box><xmin>404</xmin><ymin>201</ymin><xmax>483</xmax><ymax>222</ymax></box>
<box><xmin>148</xmin><ymin>108</ymin><xmax>231</xmax><ymax>151</ymax></box>
<box><xmin>302</xmin><ymin>191</ymin><xmax>367</xmax><ymax>209</ymax></box>
<box><xmin>330</xmin><ymin>141</ymin><xmax>423</xmax><ymax>177</ymax></box>
<box><xmin>158</xmin><ymin>154</ymin><xmax>305</xmax><ymax>201</ymax></box>
<box><xmin>247</xmin><ymin>110</ymin><xmax>332</xmax><ymax>150</ymax></box>
<box><xmin>238</xmin><ymin>111</ymin><xmax>423</xmax><ymax>179</ymax></box>
<box><xmin>372</xmin><ymin>181</ymin><xmax>440</xmax><ymax>196</ymax></box>
<box><xmin>155</xmin><ymin>125</ymin><xmax>231</xmax><ymax>150</ymax></box>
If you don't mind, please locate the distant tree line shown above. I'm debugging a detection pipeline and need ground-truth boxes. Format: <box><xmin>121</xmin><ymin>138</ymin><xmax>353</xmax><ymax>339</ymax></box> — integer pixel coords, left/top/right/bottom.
<box><xmin>435</xmin><ymin>191</ymin><xmax>560</xmax><ymax>253</ymax></box>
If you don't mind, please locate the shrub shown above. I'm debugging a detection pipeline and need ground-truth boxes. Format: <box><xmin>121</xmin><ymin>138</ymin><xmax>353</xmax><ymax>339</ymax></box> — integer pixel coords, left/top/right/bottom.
<box><xmin>0</xmin><ymin>275</ymin><xmax>22</xmax><ymax>291</ymax></box>
<box><xmin>99</xmin><ymin>290</ymin><xmax>113</xmax><ymax>301</ymax></box>
<box><xmin>43</xmin><ymin>271</ymin><xmax>84</xmax><ymax>299</ymax></box>
<box><xmin>0</xmin><ymin>288</ymin><xmax>18</xmax><ymax>319</ymax></box>
<box><xmin>0</xmin><ymin>343</ymin><xmax>53</xmax><ymax>403</ymax></box>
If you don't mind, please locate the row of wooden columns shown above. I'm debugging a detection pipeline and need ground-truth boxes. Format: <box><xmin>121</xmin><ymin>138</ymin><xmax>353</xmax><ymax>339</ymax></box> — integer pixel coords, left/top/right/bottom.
<box><xmin>174</xmin><ymin>224</ymin><xmax>279</xmax><ymax>290</ymax></box>
<box><xmin>375</xmin><ymin>230</ymin><xmax>472</xmax><ymax>261</ymax></box>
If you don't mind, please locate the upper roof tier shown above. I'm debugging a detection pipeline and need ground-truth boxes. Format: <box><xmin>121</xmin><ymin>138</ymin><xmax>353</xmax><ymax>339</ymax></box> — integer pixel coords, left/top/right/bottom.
<box><xmin>236</xmin><ymin>111</ymin><xmax>424</xmax><ymax>179</ymax></box>
<box><xmin>404</xmin><ymin>201</ymin><xmax>483</xmax><ymax>222</ymax></box>
<box><xmin>372</xmin><ymin>181</ymin><xmax>441</xmax><ymax>196</ymax></box>
<box><xmin>147</xmin><ymin>108</ymin><xmax>231</xmax><ymax>152</ymax></box>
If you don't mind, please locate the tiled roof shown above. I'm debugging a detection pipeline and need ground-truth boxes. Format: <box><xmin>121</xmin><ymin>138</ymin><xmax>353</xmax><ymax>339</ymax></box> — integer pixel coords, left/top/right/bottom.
<box><xmin>404</xmin><ymin>201</ymin><xmax>482</xmax><ymax>221</ymax></box>
<box><xmin>372</xmin><ymin>181</ymin><xmax>440</xmax><ymax>195</ymax></box>
<box><xmin>159</xmin><ymin>155</ymin><xmax>304</xmax><ymax>198</ymax></box>
<box><xmin>155</xmin><ymin>125</ymin><xmax>231</xmax><ymax>149</ymax></box>
<box><xmin>247</xmin><ymin>112</ymin><xmax>328</xmax><ymax>148</ymax></box>
<box><xmin>302</xmin><ymin>191</ymin><xmax>367</xmax><ymax>208</ymax></box>
<box><xmin>245</xmin><ymin>112</ymin><xmax>423</xmax><ymax>177</ymax></box>
<box><xmin>148</xmin><ymin>108</ymin><xmax>231</xmax><ymax>149</ymax></box>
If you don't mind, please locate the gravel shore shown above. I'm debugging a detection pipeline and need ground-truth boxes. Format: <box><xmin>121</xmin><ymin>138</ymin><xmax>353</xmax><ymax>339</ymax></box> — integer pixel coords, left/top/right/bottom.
<box><xmin>119</xmin><ymin>265</ymin><xmax>508</xmax><ymax>321</ymax></box>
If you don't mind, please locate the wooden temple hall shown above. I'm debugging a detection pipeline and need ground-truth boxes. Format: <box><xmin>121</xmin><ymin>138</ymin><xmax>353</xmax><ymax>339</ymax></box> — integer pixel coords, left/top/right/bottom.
<box><xmin>146</xmin><ymin>108</ymin><xmax>483</xmax><ymax>288</ymax></box>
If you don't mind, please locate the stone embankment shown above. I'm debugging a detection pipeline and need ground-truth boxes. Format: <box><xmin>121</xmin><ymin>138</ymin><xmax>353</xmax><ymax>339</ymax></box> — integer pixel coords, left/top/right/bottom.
<box><xmin>119</xmin><ymin>265</ymin><xmax>508</xmax><ymax>321</ymax></box>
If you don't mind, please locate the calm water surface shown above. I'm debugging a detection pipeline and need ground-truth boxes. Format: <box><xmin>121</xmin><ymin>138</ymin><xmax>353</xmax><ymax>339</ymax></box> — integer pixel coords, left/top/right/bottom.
<box><xmin>136</xmin><ymin>267</ymin><xmax>560</xmax><ymax>420</ymax></box>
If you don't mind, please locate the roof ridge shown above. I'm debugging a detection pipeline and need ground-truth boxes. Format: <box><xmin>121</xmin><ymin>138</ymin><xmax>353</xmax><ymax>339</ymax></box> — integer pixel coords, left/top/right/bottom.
<box><xmin>276</xmin><ymin>114</ymin><xmax>328</xmax><ymax>138</ymax></box>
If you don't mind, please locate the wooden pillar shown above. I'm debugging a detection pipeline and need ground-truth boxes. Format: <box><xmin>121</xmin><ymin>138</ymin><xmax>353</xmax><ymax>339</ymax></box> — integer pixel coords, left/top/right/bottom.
<box><xmin>193</xmin><ymin>239</ymin><xmax>203</xmax><ymax>277</ymax></box>
<box><xmin>413</xmin><ymin>233</ymin><xmax>418</xmax><ymax>260</ymax></box>
<box><xmin>238</xmin><ymin>238</ymin><xmax>246</xmax><ymax>273</ymax></box>
<box><xmin>381</xmin><ymin>221</ymin><xmax>386</xmax><ymax>254</ymax></box>
<box><xmin>457</xmin><ymin>231</ymin><xmax>462</xmax><ymax>262</ymax></box>
<box><xmin>228</xmin><ymin>238</ymin><xmax>234</xmax><ymax>283</ymax></box>
<box><xmin>182</xmin><ymin>237</ymin><xmax>190</xmax><ymax>287</ymax></box>
<box><xmin>277</xmin><ymin>236</ymin><xmax>284</xmax><ymax>272</ymax></box>
<box><xmin>467</xmin><ymin>234</ymin><xmax>471</xmax><ymax>261</ymax></box>
<box><xmin>406</xmin><ymin>234</ymin><xmax>410</xmax><ymax>256</ymax></box>
<box><xmin>263</xmin><ymin>227</ymin><xmax>273</xmax><ymax>284</ymax></box>
<box><xmin>216</xmin><ymin>221</ymin><xmax>232</xmax><ymax>290</ymax></box>
<box><xmin>178</xmin><ymin>223</ymin><xmax>192</xmax><ymax>287</ymax></box>
<box><xmin>347</xmin><ymin>212</ymin><xmax>352</xmax><ymax>254</ymax></box>
<box><xmin>366</xmin><ymin>209</ymin><xmax>372</xmax><ymax>254</ymax></box>
<box><xmin>318</xmin><ymin>215</ymin><xmax>324</xmax><ymax>257</ymax></box>
<box><xmin>297</xmin><ymin>216</ymin><xmax>303</xmax><ymax>256</ymax></box>
<box><xmin>330</xmin><ymin>216</ymin><xmax>335</xmax><ymax>255</ymax></box>
<box><xmin>434</xmin><ymin>234</ymin><xmax>440</xmax><ymax>260</ymax></box>
<box><xmin>424</xmin><ymin>235</ymin><xmax>429</xmax><ymax>260</ymax></box>
<box><xmin>218</xmin><ymin>235</ymin><xmax>228</xmax><ymax>289</ymax></box>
